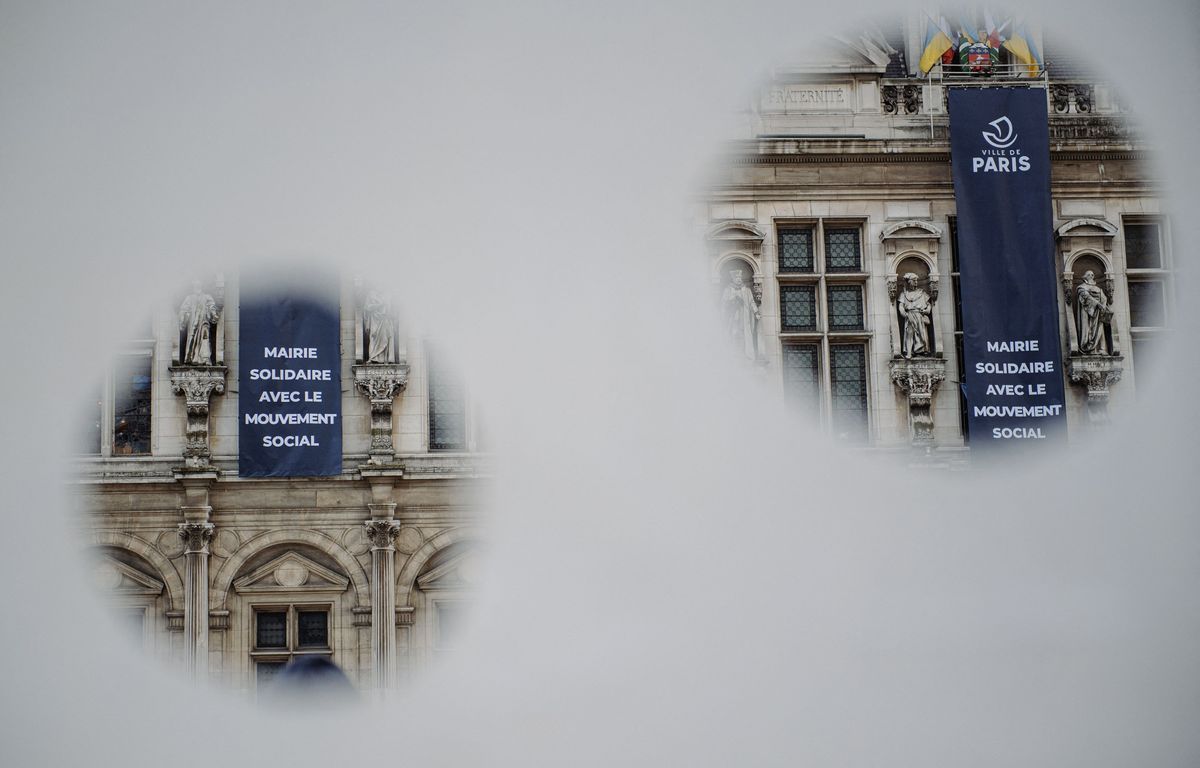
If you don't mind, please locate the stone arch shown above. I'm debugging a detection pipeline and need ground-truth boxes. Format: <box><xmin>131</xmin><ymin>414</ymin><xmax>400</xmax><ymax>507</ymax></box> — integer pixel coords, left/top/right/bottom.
<box><xmin>880</xmin><ymin>219</ymin><xmax>942</xmax><ymax>240</ymax></box>
<box><xmin>210</xmin><ymin>528</ymin><xmax>371</xmax><ymax>609</ymax></box>
<box><xmin>1056</xmin><ymin>218</ymin><xmax>1118</xmax><ymax>239</ymax></box>
<box><xmin>88</xmin><ymin>530</ymin><xmax>184</xmax><ymax>611</ymax></box>
<box><xmin>706</xmin><ymin>219</ymin><xmax>766</xmax><ymax>242</ymax></box>
<box><xmin>1065</xmin><ymin>247</ymin><xmax>1113</xmax><ymax>275</ymax></box>
<box><xmin>714</xmin><ymin>252</ymin><xmax>760</xmax><ymax>282</ymax></box>
<box><xmin>889</xmin><ymin>248</ymin><xmax>937</xmax><ymax>279</ymax></box>
<box><xmin>396</xmin><ymin>527</ymin><xmax>481</xmax><ymax>607</ymax></box>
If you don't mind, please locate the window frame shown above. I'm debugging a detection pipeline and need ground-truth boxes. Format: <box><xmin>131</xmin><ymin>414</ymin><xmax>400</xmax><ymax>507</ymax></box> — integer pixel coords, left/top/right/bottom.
<box><xmin>85</xmin><ymin>335</ymin><xmax>157</xmax><ymax>458</ymax></box>
<box><xmin>249</xmin><ymin>602</ymin><xmax>334</xmax><ymax>691</ymax></box>
<box><xmin>1122</xmin><ymin>216</ymin><xmax>1173</xmax><ymax>387</ymax></box>
<box><xmin>775</xmin><ymin>218</ymin><xmax>871</xmax><ymax>439</ymax></box>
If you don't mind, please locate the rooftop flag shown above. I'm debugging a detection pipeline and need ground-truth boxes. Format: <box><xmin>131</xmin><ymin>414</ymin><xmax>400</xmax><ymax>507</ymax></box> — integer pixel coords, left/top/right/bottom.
<box><xmin>919</xmin><ymin>14</ymin><xmax>956</xmax><ymax>73</ymax></box>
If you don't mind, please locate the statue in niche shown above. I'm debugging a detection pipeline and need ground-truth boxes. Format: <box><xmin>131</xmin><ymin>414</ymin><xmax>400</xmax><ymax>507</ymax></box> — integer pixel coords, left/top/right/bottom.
<box><xmin>363</xmin><ymin>288</ymin><xmax>396</xmax><ymax>363</ymax></box>
<box><xmin>178</xmin><ymin>280</ymin><xmax>219</xmax><ymax>365</ymax></box>
<box><xmin>1075</xmin><ymin>270</ymin><xmax>1113</xmax><ymax>355</ymax></box>
<box><xmin>897</xmin><ymin>272</ymin><xmax>932</xmax><ymax>358</ymax></box>
<box><xmin>723</xmin><ymin>267</ymin><xmax>759</xmax><ymax>361</ymax></box>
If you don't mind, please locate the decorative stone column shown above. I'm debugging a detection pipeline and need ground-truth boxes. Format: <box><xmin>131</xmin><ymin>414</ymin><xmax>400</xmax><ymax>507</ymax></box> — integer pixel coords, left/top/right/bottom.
<box><xmin>169</xmin><ymin>366</ymin><xmax>228</xmax><ymax>468</ymax></box>
<box><xmin>178</xmin><ymin>519</ymin><xmax>214</xmax><ymax>681</ymax></box>
<box><xmin>361</xmin><ymin>468</ymin><xmax>404</xmax><ymax>692</ymax></box>
<box><xmin>1067</xmin><ymin>355</ymin><xmax>1123</xmax><ymax>426</ymax></box>
<box><xmin>364</xmin><ymin>515</ymin><xmax>400</xmax><ymax>691</ymax></box>
<box><xmin>353</xmin><ymin>364</ymin><xmax>410</xmax><ymax>464</ymax></box>
<box><xmin>175</xmin><ymin>468</ymin><xmax>216</xmax><ymax>682</ymax></box>
<box><xmin>890</xmin><ymin>357</ymin><xmax>947</xmax><ymax>444</ymax></box>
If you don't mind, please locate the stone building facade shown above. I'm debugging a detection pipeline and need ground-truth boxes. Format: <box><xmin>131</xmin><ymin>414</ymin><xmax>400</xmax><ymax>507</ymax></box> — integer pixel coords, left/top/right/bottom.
<box><xmin>76</xmin><ymin>273</ymin><xmax>487</xmax><ymax>696</ymax></box>
<box><xmin>703</xmin><ymin>24</ymin><xmax>1167</xmax><ymax>455</ymax></box>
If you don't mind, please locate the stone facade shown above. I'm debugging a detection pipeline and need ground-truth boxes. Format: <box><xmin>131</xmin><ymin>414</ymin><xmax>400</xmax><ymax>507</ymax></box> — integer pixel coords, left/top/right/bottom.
<box><xmin>76</xmin><ymin>273</ymin><xmax>487</xmax><ymax>696</ymax></box>
<box><xmin>703</xmin><ymin>24</ymin><xmax>1168</xmax><ymax>454</ymax></box>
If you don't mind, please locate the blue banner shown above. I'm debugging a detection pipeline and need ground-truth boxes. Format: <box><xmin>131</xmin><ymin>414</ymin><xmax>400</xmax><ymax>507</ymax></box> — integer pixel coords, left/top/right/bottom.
<box><xmin>239</xmin><ymin>283</ymin><xmax>342</xmax><ymax>477</ymax></box>
<box><xmin>949</xmin><ymin>88</ymin><xmax>1066</xmax><ymax>444</ymax></box>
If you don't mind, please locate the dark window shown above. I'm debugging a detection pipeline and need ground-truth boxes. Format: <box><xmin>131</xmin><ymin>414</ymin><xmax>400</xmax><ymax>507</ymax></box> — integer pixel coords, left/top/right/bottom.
<box><xmin>824</xmin><ymin>228</ymin><xmax>862</xmax><ymax>272</ymax></box>
<box><xmin>829</xmin><ymin>344</ymin><xmax>868</xmax><ymax>441</ymax></box>
<box><xmin>256</xmin><ymin>612</ymin><xmax>287</xmax><ymax>649</ymax></box>
<box><xmin>778</xmin><ymin>227</ymin><xmax>814</xmax><ymax>273</ymax></box>
<box><xmin>1124</xmin><ymin>223</ymin><xmax>1162</xmax><ymax>269</ymax></box>
<box><xmin>427</xmin><ymin>346</ymin><xmax>466</xmax><ymax>451</ymax></box>
<box><xmin>297</xmin><ymin>610</ymin><xmax>329</xmax><ymax>648</ymax></box>
<box><xmin>779</xmin><ymin>285</ymin><xmax>817</xmax><ymax>332</ymax></box>
<box><xmin>826</xmin><ymin>285</ymin><xmax>864</xmax><ymax>330</ymax></box>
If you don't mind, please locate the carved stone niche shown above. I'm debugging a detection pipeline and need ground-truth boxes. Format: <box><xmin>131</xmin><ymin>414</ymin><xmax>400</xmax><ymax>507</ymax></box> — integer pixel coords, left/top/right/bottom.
<box><xmin>354</xmin><ymin>278</ymin><xmax>405</xmax><ymax>365</ymax></box>
<box><xmin>715</xmin><ymin>254</ymin><xmax>765</xmax><ymax>364</ymax></box>
<box><xmin>707</xmin><ymin>222</ymin><xmax>764</xmax><ymax>364</ymax></box>
<box><xmin>172</xmin><ymin>275</ymin><xmax>225</xmax><ymax>366</ymax></box>
<box><xmin>1057</xmin><ymin>219</ymin><xmax>1123</xmax><ymax>426</ymax></box>
<box><xmin>881</xmin><ymin>221</ymin><xmax>947</xmax><ymax>445</ymax></box>
<box><xmin>881</xmin><ymin>220</ymin><xmax>945</xmax><ymax>358</ymax></box>
<box><xmin>169</xmin><ymin>365</ymin><xmax>227</xmax><ymax>469</ymax></box>
<box><xmin>351</xmin><ymin>279</ymin><xmax>410</xmax><ymax>465</ymax></box>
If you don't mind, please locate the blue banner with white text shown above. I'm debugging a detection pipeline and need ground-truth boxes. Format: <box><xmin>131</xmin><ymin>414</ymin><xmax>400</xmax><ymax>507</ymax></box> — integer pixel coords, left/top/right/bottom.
<box><xmin>949</xmin><ymin>88</ymin><xmax>1066</xmax><ymax>445</ymax></box>
<box><xmin>239</xmin><ymin>282</ymin><xmax>342</xmax><ymax>477</ymax></box>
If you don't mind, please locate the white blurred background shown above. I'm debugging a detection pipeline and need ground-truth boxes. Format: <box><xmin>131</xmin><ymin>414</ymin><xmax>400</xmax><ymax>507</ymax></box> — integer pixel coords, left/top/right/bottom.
<box><xmin>1</xmin><ymin>0</ymin><xmax>1198</xmax><ymax>765</ymax></box>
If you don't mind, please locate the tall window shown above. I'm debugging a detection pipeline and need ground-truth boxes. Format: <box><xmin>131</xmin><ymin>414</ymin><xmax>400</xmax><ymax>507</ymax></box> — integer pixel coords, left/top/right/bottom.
<box><xmin>84</xmin><ymin>328</ymin><xmax>155</xmax><ymax>456</ymax></box>
<box><xmin>252</xmin><ymin>605</ymin><xmax>332</xmax><ymax>689</ymax></box>
<box><xmin>426</xmin><ymin>344</ymin><xmax>466</xmax><ymax>451</ymax></box>
<box><xmin>1123</xmin><ymin>217</ymin><xmax>1172</xmax><ymax>383</ymax></box>
<box><xmin>777</xmin><ymin>221</ymin><xmax>870</xmax><ymax>441</ymax></box>
<box><xmin>112</xmin><ymin>352</ymin><xmax>152</xmax><ymax>455</ymax></box>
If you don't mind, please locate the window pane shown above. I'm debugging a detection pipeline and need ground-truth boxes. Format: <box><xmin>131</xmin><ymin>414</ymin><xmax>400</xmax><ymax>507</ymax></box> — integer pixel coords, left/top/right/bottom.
<box><xmin>779</xmin><ymin>285</ymin><xmax>817</xmax><ymax>332</ymax></box>
<box><xmin>1124</xmin><ymin>223</ymin><xmax>1162</xmax><ymax>269</ymax></box>
<box><xmin>778</xmin><ymin>228</ymin><xmax>814</xmax><ymax>273</ymax></box>
<box><xmin>830</xmin><ymin>345</ymin><xmax>868</xmax><ymax>441</ymax></box>
<box><xmin>112</xmin><ymin>355</ymin><xmax>151</xmax><ymax>455</ymax></box>
<box><xmin>824</xmin><ymin>228</ymin><xmax>862</xmax><ymax>272</ymax></box>
<box><xmin>256</xmin><ymin>661</ymin><xmax>287</xmax><ymax>688</ymax></box>
<box><xmin>1128</xmin><ymin>280</ymin><xmax>1166</xmax><ymax>328</ymax></box>
<box><xmin>827</xmin><ymin>285</ymin><xmax>864</xmax><ymax>330</ymax></box>
<box><xmin>256</xmin><ymin>611</ymin><xmax>287</xmax><ymax>649</ymax></box>
<box><xmin>427</xmin><ymin>346</ymin><xmax>466</xmax><ymax>451</ymax></box>
<box><xmin>297</xmin><ymin>610</ymin><xmax>329</xmax><ymax>648</ymax></box>
<box><xmin>782</xmin><ymin>344</ymin><xmax>820</xmax><ymax>409</ymax></box>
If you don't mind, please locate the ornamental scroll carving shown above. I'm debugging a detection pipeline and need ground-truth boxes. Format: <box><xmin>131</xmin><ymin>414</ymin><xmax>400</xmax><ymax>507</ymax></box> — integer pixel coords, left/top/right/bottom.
<box><xmin>169</xmin><ymin>366</ymin><xmax>227</xmax><ymax>468</ymax></box>
<box><xmin>178</xmin><ymin>521</ymin><xmax>215</xmax><ymax>555</ymax></box>
<box><xmin>363</xmin><ymin>519</ymin><xmax>402</xmax><ymax>551</ymax></box>
<box><xmin>352</xmin><ymin>364</ymin><xmax>410</xmax><ymax>463</ymax></box>
<box><xmin>889</xmin><ymin>357</ymin><xmax>947</xmax><ymax>444</ymax></box>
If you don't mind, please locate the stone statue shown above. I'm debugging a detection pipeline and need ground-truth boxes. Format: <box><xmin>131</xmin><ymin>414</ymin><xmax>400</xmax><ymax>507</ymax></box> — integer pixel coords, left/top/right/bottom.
<box><xmin>178</xmin><ymin>281</ymin><xmax>219</xmax><ymax>365</ymax></box>
<box><xmin>897</xmin><ymin>272</ymin><xmax>932</xmax><ymax>358</ymax></box>
<box><xmin>723</xmin><ymin>267</ymin><xmax>759</xmax><ymax>361</ymax></box>
<box><xmin>1075</xmin><ymin>270</ymin><xmax>1113</xmax><ymax>355</ymax></box>
<box><xmin>363</xmin><ymin>289</ymin><xmax>396</xmax><ymax>363</ymax></box>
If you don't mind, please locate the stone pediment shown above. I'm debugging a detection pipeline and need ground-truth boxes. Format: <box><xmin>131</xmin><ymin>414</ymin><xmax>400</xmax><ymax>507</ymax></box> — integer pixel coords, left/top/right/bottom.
<box><xmin>881</xmin><ymin>220</ymin><xmax>942</xmax><ymax>240</ymax></box>
<box><xmin>93</xmin><ymin>556</ymin><xmax>164</xmax><ymax>597</ymax></box>
<box><xmin>415</xmin><ymin>550</ymin><xmax>477</xmax><ymax>592</ymax></box>
<box><xmin>233</xmin><ymin>551</ymin><xmax>350</xmax><ymax>594</ymax></box>
<box><xmin>1056</xmin><ymin>218</ymin><xmax>1118</xmax><ymax>238</ymax></box>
